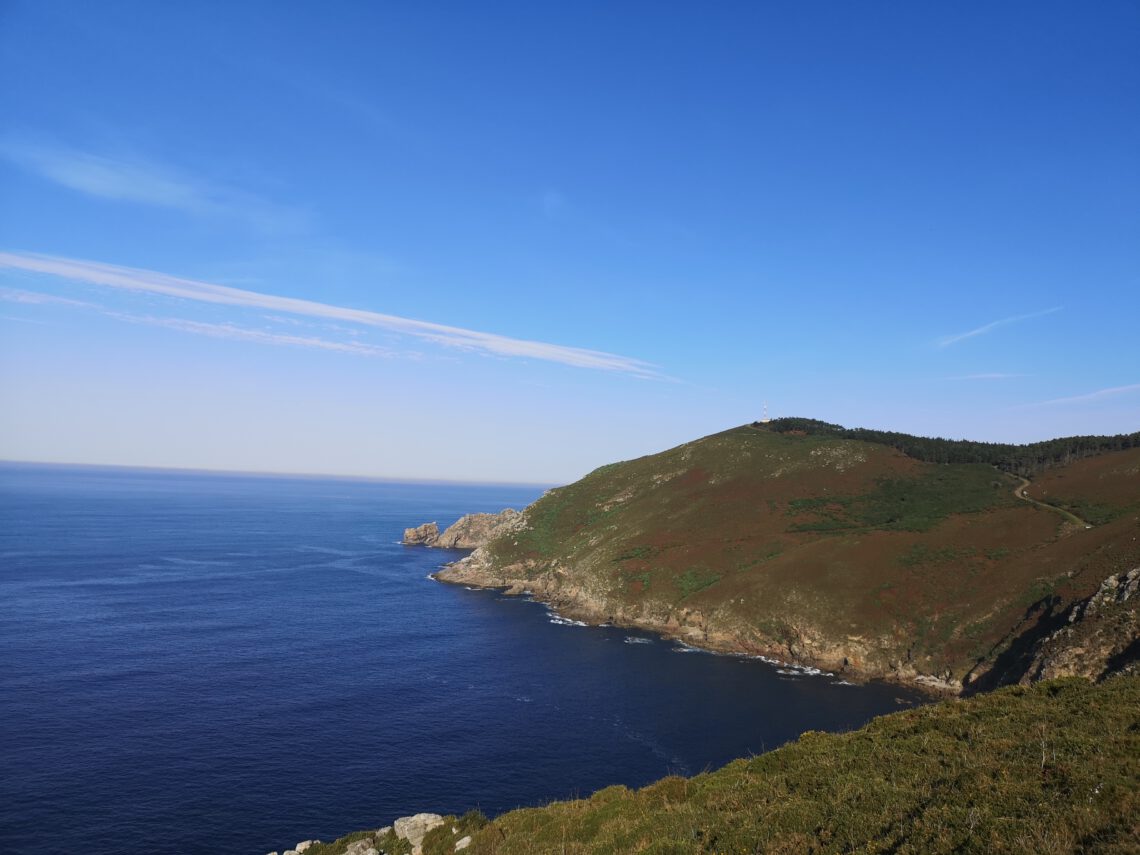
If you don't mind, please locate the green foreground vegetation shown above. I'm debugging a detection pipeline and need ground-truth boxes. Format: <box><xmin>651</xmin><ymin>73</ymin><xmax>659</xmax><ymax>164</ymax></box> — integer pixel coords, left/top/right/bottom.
<box><xmin>306</xmin><ymin>677</ymin><xmax>1140</xmax><ymax>854</ymax></box>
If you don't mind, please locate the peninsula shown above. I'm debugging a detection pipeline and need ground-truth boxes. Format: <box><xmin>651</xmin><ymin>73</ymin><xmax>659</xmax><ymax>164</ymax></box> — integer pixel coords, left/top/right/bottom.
<box><xmin>413</xmin><ymin>420</ymin><xmax>1139</xmax><ymax>695</ymax></box>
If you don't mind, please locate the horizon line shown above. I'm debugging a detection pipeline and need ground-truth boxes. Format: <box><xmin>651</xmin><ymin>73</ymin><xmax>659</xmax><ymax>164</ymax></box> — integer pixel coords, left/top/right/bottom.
<box><xmin>0</xmin><ymin>457</ymin><xmax>559</xmax><ymax>490</ymax></box>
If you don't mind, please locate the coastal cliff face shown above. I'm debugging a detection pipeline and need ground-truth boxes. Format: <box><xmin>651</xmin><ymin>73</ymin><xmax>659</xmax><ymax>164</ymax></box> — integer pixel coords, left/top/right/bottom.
<box><xmin>431</xmin><ymin>425</ymin><xmax>1140</xmax><ymax>694</ymax></box>
<box><xmin>1021</xmin><ymin>567</ymin><xmax>1140</xmax><ymax>683</ymax></box>
<box><xmin>402</xmin><ymin>509</ymin><xmax>523</xmax><ymax>550</ymax></box>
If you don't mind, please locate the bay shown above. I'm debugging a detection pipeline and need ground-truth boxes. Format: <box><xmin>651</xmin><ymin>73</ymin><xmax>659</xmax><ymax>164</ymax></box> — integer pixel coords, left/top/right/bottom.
<box><xmin>0</xmin><ymin>464</ymin><xmax>923</xmax><ymax>854</ymax></box>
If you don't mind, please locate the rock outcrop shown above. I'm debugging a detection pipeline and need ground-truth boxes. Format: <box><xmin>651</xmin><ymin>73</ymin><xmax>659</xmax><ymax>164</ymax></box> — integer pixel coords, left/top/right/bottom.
<box><xmin>403</xmin><ymin>509</ymin><xmax>523</xmax><ymax>549</ymax></box>
<box><xmin>402</xmin><ymin>522</ymin><xmax>440</xmax><ymax>545</ymax></box>
<box><xmin>1022</xmin><ymin>567</ymin><xmax>1140</xmax><ymax>683</ymax></box>
<box><xmin>266</xmin><ymin>812</ymin><xmax>469</xmax><ymax>855</ymax></box>
<box><xmin>393</xmin><ymin>813</ymin><xmax>445</xmax><ymax>854</ymax></box>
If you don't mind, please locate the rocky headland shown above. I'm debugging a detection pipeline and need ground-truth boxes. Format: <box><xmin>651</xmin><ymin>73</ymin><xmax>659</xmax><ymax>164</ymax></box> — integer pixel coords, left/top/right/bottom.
<box><xmin>402</xmin><ymin>509</ymin><xmax>524</xmax><ymax>550</ymax></box>
<box><xmin>412</xmin><ymin>422</ymin><xmax>1140</xmax><ymax>696</ymax></box>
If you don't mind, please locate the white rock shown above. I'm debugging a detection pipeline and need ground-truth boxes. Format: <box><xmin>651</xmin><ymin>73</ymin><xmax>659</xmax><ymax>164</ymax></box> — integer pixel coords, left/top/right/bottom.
<box><xmin>376</xmin><ymin>827</ymin><xmax>391</xmax><ymax>837</ymax></box>
<box><xmin>296</xmin><ymin>843</ymin><xmax>317</xmax><ymax>854</ymax></box>
<box><xmin>455</xmin><ymin>835</ymin><xmax>472</xmax><ymax>851</ymax></box>
<box><xmin>284</xmin><ymin>850</ymin><xmax>298</xmax><ymax>855</ymax></box>
<box><xmin>394</xmin><ymin>813</ymin><xmax>446</xmax><ymax>855</ymax></box>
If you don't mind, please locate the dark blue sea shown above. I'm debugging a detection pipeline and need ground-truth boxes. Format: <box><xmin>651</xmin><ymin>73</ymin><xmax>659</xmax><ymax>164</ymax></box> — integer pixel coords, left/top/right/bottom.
<box><xmin>0</xmin><ymin>464</ymin><xmax>924</xmax><ymax>854</ymax></box>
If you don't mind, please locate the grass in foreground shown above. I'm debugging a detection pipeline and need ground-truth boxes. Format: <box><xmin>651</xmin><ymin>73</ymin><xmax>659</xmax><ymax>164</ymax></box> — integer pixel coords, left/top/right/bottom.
<box><xmin>300</xmin><ymin>678</ymin><xmax>1138</xmax><ymax>854</ymax></box>
<box><xmin>473</xmin><ymin>678</ymin><xmax>1137</xmax><ymax>854</ymax></box>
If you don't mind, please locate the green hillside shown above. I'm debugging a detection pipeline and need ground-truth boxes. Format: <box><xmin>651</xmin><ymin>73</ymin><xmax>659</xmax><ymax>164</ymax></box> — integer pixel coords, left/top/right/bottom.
<box><xmin>304</xmin><ymin>677</ymin><xmax>1140</xmax><ymax>855</ymax></box>
<box><xmin>440</xmin><ymin>423</ymin><xmax>1140</xmax><ymax>691</ymax></box>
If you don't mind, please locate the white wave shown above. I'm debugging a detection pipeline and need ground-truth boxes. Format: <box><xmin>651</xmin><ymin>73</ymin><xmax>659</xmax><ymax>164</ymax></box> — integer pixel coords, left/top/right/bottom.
<box><xmin>672</xmin><ymin>643</ymin><xmax>708</xmax><ymax>654</ymax></box>
<box><xmin>548</xmin><ymin>614</ymin><xmax>588</xmax><ymax>627</ymax></box>
<box><xmin>624</xmin><ymin>636</ymin><xmax>652</xmax><ymax>645</ymax></box>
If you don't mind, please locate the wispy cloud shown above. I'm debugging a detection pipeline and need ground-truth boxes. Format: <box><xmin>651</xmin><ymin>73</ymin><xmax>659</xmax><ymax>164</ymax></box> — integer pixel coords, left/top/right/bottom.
<box><xmin>0</xmin><ymin>286</ymin><xmax>398</xmax><ymax>357</ymax></box>
<box><xmin>1025</xmin><ymin>383</ymin><xmax>1140</xmax><ymax>407</ymax></box>
<box><xmin>0</xmin><ymin>139</ymin><xmax>307</xmax><ymax>234</ymax></box>
<box><xmin>0</xmin><ymin>252</ymin><xmax>663</xmax><ymax>378</ymax></box>
<box><xmin>947</xmin><ymin>372</ymin><xmax>1028</xmax><ymax>381</ymax></box>
<box><xmin>937</xmin><ymin>307</ymin><xmax>1062</xmax><ymax>348</ymax></box>
<box><xmin>0</xmin><ymin>286</ymin><xmax>93</xmax><ymax>308</ymax></box>
<box><xmin>114</xmin><ymin>314</ymin><xmax>399</xmax><ymax>358</ymax></box>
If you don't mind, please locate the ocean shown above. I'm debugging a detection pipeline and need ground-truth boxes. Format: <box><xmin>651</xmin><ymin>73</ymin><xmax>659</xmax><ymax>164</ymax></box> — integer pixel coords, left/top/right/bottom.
<box><xmin>0</xmin><ymin>464</ymin><xmax>924</xmax><ymax>854</ymax></box>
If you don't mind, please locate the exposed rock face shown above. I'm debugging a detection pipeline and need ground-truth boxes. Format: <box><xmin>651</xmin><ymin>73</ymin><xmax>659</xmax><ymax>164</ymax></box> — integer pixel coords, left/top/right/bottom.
<box><xmin>1022</xmin><ymin>567</ymin><xmax>1140</xmax><ymax>683</ymax></box>
<box><xmin>402</xmin><ymin>522</ymin><xmax>440</xmax><ymax>545</ymax></box>
<box><xmin>403</xmin><ymin>509</ymin><xmax>523</xmax><ymax>549</ymax></box>
<box><xmin>394</xmin><ymin>813</ymin><xmax>445</xmax><ymax>855</ymax></box>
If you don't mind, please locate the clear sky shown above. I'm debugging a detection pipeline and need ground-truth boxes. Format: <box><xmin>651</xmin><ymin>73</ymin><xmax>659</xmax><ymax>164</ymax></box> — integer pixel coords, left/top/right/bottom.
<box><xmin>1</xmin><ymin>1</ymin><xmax>1137</xmax><ymax>484</ymax></box>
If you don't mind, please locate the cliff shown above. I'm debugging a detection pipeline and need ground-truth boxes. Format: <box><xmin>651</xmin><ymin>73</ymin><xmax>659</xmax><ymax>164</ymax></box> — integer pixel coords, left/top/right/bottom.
<box><xmin>1021</xmin><ymin>567</ymin><xmax>1140</xmax><ymax>683</ymax></box>
<box><xmin>431</xmin><ymin>423</ymin><xmax>1140</xmax><ymax>694</ymax></box>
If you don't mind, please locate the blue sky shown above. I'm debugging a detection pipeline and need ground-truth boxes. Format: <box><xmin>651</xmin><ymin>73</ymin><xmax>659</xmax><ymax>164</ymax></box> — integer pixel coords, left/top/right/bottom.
<box><xmin>1</xmin><ymin>1</ymin><xmax>1137</xmax><ymax>483</ymax></box>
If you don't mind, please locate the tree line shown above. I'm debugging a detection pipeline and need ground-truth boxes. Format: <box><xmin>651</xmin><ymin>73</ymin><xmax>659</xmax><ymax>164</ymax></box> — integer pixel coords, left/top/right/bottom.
<box><xmin>757</xmin><ymin>417</ymin><xmax>1140</xmax><ymax>477</ymax></box>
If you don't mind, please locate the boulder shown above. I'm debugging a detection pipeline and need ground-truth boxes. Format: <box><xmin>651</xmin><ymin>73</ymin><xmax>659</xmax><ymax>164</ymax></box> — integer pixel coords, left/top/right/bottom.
<box><xmin>295</xmin><ymin>843</ymin><xmax>317</xmax><ymax>854</ymax></box>
<box><xmin>342</xmin><ymin>840</ymin><xmax>378</xmax><ymax>855</ymax></box>
<box><xmin>455</xmin><ymin>835</ymin><xmax>472</xmax><ymax>851</ymax></box>
<box><xmin>394</xmin><ymin>813</ymin><xmax>445</xmax><ymax>855</ymax></box>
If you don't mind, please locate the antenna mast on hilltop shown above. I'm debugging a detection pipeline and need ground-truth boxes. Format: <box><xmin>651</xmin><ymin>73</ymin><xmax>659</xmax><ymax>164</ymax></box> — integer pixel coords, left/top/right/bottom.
<box><xmin>761</xmin><ymin>401</ymin><xmax>771</xmax><ymax>424</ymax></box>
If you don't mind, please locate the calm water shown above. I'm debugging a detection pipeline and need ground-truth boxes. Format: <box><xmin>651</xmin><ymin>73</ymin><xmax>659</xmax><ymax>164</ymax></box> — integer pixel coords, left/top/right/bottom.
<box><xmin>0</xmin><ymin>464</ymin><xmax>924</xmax><ymax>854</ymax></box>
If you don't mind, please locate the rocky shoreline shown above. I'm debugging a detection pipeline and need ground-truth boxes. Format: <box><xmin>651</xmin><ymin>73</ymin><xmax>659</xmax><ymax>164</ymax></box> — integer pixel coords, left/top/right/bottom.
<box><xmin>404</xmin><ymin>509</ymin><xmax>959</xmax><ymax>695</ymax></box>
<box><xmin>408</xmin><ymin>510</ymin><xmax>1139</xmax><ymax>698</ymax></box>
<box><xmin>433</xmin><ymin>550</ymin><xmax>961</xmax><ymax>696</ymax></box>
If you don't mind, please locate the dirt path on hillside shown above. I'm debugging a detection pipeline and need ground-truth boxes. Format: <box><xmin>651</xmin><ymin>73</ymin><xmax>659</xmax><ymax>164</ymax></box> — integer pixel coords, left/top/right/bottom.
<box><xmin>1012</xmin><ymin>476</ymin><xmax>1092</xmax><ymax>528</ymax></box>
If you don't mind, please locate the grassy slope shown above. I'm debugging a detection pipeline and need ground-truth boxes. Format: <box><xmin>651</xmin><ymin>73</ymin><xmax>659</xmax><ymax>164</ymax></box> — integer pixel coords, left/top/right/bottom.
<box><xmin>466</xmin><ymin>427</ymin><xmax>1140</xmax><ymax>688</ymax></box>
<box><xmin>306</xmin><ymin>678</ymin><xmax>1140</xmax><ymax>855</ymax></box>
